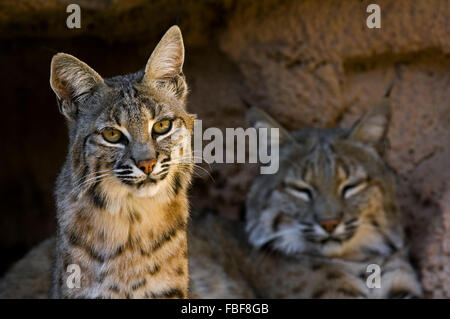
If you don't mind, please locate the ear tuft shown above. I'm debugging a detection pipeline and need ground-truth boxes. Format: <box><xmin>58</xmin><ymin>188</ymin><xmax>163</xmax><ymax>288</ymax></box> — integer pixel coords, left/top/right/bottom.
<box><xmin>50</xmin><ymin>53</ymin><xmax>103</xmax><ymax>102</ymax></box>
<box><xmin>349</xmin><ymin>98</ymin><xmax>391</xmax><ymax>152</ymax></box>
<box><xmin>247</xmin><ymin>106</ymin><xmax>292</xmax><ymax>145</ymax></box>
<box><xmin>145</xmin><ymin>26</ymin><xmax>184</xmax><ymax>79</ymax></box>
<box><xmin>144</xmin><ymin>26</ymin><xmax>187</xmax><ymax>102</ymax></box>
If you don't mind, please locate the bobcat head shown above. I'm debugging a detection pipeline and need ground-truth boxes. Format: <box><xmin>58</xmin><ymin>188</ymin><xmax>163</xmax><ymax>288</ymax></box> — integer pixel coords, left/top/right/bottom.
<box><xmin>50</xmin><ymin>26</ymin><xmax>195</xmax><ymax>207</ymax></box>
<box><xmin>246</xmin><ymin>100</ymin><xmax>404</xmax><ymax>259</ymax></box>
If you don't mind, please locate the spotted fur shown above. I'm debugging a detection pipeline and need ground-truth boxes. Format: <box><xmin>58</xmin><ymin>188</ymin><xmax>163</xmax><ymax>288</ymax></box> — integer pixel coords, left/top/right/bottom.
<box><xmin>0</xmin><ymin>101</ymin><xmax>423</xmax><ymax>299</ymax></box>
<box><xmin>46</xmin><ymin>26</ymin><xmax>194</xmax><ymax>298</ymax></box>
<box><xmin>189</xmin><ymin>99</ymin><xmax>422</xmax><ymax>298</ymax></box>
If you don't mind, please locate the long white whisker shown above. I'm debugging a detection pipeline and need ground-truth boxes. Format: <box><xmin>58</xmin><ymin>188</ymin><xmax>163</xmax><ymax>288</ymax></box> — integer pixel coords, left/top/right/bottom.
<box><xmin>171</xmin><ymin>162</ymin><xmax>214</xmax><ymax>181</ymax></box>
<box><xmin>255</xmin><ymin>228</ymin><xmax>301</xmax><ymax>248</ymax></box>
<box><xmin>71</xmin><ymin>169</ymin><xmax>112</xmax><ymax>186</ymax></box>
<box><xmin>78</xmin><ymin>173</ymin><xmax>112</xmax><ymax>186</ymax></box>
<box><xmin>70</xmin><ymin>173</ymin><xmax>113</xmax><ymax>196</ymax></box>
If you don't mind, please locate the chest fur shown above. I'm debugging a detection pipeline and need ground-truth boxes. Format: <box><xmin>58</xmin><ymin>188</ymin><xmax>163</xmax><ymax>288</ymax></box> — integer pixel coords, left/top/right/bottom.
<box><xmin>57</xmin><ymin>195</ymin><xmax>189</xmax><ymax>298</ymax></box>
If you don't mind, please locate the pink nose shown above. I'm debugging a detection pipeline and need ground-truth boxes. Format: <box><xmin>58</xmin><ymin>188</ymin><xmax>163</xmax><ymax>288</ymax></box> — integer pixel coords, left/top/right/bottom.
<box><xmin>137</xmin><ymin>159</ymin><xmax>157</xmax><ymax>175</ymax></box>
<box><xmin>319</xmin><ymin>219</ymin><xmax>339</xmax><ymax>233</ymax></box>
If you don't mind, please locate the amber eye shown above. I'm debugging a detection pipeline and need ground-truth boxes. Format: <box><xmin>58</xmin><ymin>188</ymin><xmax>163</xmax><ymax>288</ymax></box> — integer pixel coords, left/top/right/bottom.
<box><xmin>152</xmin><ymin>120</ymin><xmax>172</xmax><ymax>135</ymax></box>
<box><xmin>102</xmin><ymin>128</ymin><xmax>122</xmax><ymax>143</ymax></box>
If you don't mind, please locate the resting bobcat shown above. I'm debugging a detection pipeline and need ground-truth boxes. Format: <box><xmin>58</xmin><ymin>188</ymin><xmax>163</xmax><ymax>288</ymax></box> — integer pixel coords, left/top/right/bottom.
<box><xmin>189</xmin><ymin>100</ymin><xmax>422</xmax><ymax>298</ymax></box>
<box><xmin>0</xmin><ymin>26</ymin><xmax>195</xmax><ymax>298</ymax></box>
<box><xmin>0</xmin><ymin>100</ymin><xmax>422</xmax><ymax>298</ymax></box>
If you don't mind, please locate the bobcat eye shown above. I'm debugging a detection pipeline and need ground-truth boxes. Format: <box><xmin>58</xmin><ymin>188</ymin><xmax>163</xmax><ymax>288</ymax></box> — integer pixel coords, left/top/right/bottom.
<box><xmin>153</xmin><ymin>119</ymin><xmax>172</xmax><ymax>135</ymax></box>
<box><xmin>284</xmin><ymin>184</ymin><xmax>313</xmax><ymax>202</ymax></box>
<box><xmin>341</xmin><ymin>181</ymin><xmax>367</xmax><ymax>199</ymax></box>
<box><xmin>102</xmin><ymin>128</ymin><xmax>123</xmax><ymax>143</ymax></box>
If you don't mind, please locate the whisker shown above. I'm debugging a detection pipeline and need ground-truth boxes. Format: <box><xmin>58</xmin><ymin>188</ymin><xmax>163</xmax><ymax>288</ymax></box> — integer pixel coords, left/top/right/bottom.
<box><xmin>152</xmin><ymin>170</ymin><xmax>168</xmax><ymax>178</ymax></box>
<box><xmin>299</xmin><ymin>222</ymin><xmax>314</xmax><ymax>227</ymax></box>
<box><xmin>345</xmin><ymin>218</ymin><xmax>360</xmax><ymax>225</ymax></box>
<box><xmin>77</xmin><ymin>173</ymin><xmax>112</xmax><ymax>186</ymax></box>
<box><xmin>71</xmin><ymin>169</ymin><xmax>112</xmax><ymax>186</ymax></box>
<box><xmin>256</xmin><ymin>228</ymin><xmax>301</xmax><ymax>248</ymax></box>
<box><xmin>165</xmin><ymin>159</ymin><xmax>214</xmax><ymax>181</ymax></box>
<box><xmin>180</xmin><ymin>163</ymin><xmax>214</xmax><ymax>181</ymax></box>
<box><xmin>69</xmin><ymin>171</ymin><xmax>114</xmax><ymax>196</ymax></box>
<box><xmin>114</xmin><ymin>171</ymin><xmax>134</xmax><ymax>176</ymax></box>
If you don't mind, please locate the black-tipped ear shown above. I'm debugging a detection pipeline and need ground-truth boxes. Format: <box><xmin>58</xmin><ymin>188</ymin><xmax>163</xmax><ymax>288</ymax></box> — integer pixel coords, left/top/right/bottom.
<box><xmin>143</xmin><ymin>25</ymin><xmax>187</xmax><ymax>103</ymax></box>
<box><xmin>247</xmin><ymin>106</ymin><xmax>293</xmax><ymax>146</ymax></box>
<box><xmin>349</xmin><ymin>98</ymin><xmax>391</xmax><ymax>154</ymax></box>
<box><xmin>50</xmin><ymin>53</ymin><xmax>104</xmax><ymax>120</ymax></box>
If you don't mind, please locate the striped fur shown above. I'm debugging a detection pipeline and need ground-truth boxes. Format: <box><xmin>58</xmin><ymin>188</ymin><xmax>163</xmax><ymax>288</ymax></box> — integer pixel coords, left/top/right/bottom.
<box><xmin>0</xmin><ymin>98</ymin><xmax>423</xmax><ymax>298</ymax></box>
<box><xmin>189</xmin><ymin>99</ymin><xmax>422</xmax><ymax>298</ymax></box>
<box><xmin>49</xmin><ymin>26</ymin><xmax>195</xmax><ymax>298</ymax></box>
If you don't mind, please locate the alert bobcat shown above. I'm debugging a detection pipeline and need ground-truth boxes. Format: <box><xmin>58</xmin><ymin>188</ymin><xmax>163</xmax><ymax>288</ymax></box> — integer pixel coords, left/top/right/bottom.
<box><xmin>0</xmin><ymin>100</ymin><xmax>422</xmax><ymax>298</ymax></box>
<box><xmin>0</xmin><ymin>26</ymin><xmax>195</xmax><ymax>299</ymax></box>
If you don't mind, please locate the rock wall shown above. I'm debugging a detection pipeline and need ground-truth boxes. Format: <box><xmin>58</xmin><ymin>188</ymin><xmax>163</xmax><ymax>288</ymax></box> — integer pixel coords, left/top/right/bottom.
<box><xmin>217</xmin><ymin>0</ymin><xmax>450</xmax><ymax>298</ymax></box>
<box><xmin>0</xmin><ymin>0</ymin><xmax>448</xmax><ymax>297</ymax></box>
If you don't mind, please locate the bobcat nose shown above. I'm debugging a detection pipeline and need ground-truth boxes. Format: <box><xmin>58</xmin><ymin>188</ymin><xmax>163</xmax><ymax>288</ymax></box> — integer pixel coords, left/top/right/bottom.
<box><xmin>319</xmin><ymin>219</ymin><xmax>340</xmax><ymax>233</ymax></box>
<box><xmin>137</xmin><ymin>159</ymin><xmax>157</xmax><ymax>175</ymax></box>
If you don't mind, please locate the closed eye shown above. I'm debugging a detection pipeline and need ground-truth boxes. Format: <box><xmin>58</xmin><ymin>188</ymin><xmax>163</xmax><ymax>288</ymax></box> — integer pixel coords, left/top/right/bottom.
<box><xmin>341</xmin><ymin>180</ymin><xmax>367</xmax><ymax>199</ymax></box>
<box><xmin>284</xmin><ymin>184</ymin><xmax>313</xmax><ymax>202</ymax></box>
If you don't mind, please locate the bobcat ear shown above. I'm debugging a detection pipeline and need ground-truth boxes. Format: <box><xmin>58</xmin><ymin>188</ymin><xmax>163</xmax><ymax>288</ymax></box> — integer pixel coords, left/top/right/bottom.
<box><xmin>144</xmin><ymin>25</ymin><xmax>187</xmax><ymax>103</ymax></box>
<box><xmin>50</xmin><ymin>53</ymin><xmax>104</xmax><ymax>120</ymax></box>
<box><xmin>247</xmin><ymin>106</ymin><xmax>293</xmax><ymax>146</ymax></box>
<box><xmin>349</xmin><ymin>98</ymin><xmax>391</xmax><ymax>153</ymax></box>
